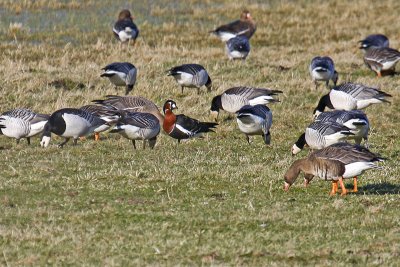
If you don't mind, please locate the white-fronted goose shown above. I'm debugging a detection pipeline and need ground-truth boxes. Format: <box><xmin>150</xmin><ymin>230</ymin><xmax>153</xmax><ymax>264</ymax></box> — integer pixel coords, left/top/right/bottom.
<box><xmin>0</xmin><ymin>109</ymin><xmax>49</xmax><ymax>145</ymax></box>
<box><xmin>210</xmin><ymin>10</ymin><xmax>256</xmax><ymax>42</ymax></box>
<box><xmin>100</xmin><ymin>62</ymin><xmax>137</xmax><ymax>95</ymax></box>
<box><xmin>284</xmin><ymin>143</ymin><xmax>385</xmax><ymax>196</ymax></box>
<box><xmin>361</xmin><ymin>47</ymin><xmax>400</xmax><ymax>77</ymax></box>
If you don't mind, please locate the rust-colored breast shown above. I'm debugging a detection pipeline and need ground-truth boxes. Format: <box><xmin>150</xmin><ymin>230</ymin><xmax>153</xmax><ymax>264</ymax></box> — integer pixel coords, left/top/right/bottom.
<box><xmin>163</xmin><ymin>110</ymin><xmax>176</xmax><ymax>134</ymax></box>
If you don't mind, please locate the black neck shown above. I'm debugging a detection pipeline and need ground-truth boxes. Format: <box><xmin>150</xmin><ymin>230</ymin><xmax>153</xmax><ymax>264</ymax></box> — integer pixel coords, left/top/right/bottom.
<box><xmin>314</xmin><ymin>94</ymin><xmax>333</xmax><ymax>113</ymax></box>
<box><xmin>211</xmin><ymin>95</ymin><xmax>222</xmax><ymax>112</ymax></box>
<box><xmin>295</xmin><ymin>133</ymin><xmax>306</xmax><ymax>149</ymax></box>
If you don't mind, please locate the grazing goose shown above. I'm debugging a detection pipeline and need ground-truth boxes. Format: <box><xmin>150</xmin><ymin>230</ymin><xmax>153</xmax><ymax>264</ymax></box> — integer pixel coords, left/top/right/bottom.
<box><xmin>284</xmin><ymin>143</ymin><xmax>384</xmax><ymax>196</ymax></box>
<box><xmin>40</xmin><ymin>108</ymin><xmax>108</xmax><ymax>148</ymax></box>
<box><xmin>0</xmin><ymin>109</ymin><xmax>49</xmax><ymax>145</ymax></box>
<box><xmin>163</xmin><ymin>100</ymin><xmax>218</xmax><ymax>143</ymax></box>
<box><xmin>309</xmin><ymin>56</ymin><xmax>338</xmax><ymax>89</ymax></box>
<box><xmin>167</xmin><ymin>64</ymin><xmax>212</xmax><ymax>94</ymax></box>
<box><xmin>113</xmin><ymin>9</ymin><xmax>139</xmax><ymax>44</ymax></box>
<box><xmin>361</xmin><ymin>47</ymin><xmax>400</xmax><ymax>77</ymax></box>
<box><xmin>100</xmin><ymin>62</ymin><xmax>137</xmax><ymax>95</ymax></box>
<box><xmin>110</xmin><ymin>111</ymin><xmax>160</xmax><ymax>149</ymax></box>
<box><xmin>93</xmin><ymin>95</ymin><xmax>164</xmax><ymax>124</ymax></box>
<box><xmin>315</xmin><ymin>110</ymin><xmax>370</xmax><ymax>147</ymax></box>
<box><xmin>313</xmin><ymin>83</ymin><xmax>392</xmax><ymax>117</ymax></box>
<box><xmin>210</xmin><ymin>86</ymin><xmax>282</xmax><ymax>120</ymax></box>
<box><xmin>236</xmin><ymin>105</ymin><xmax>272</xmax><ymax>144</ymax></box>
<box><xmin>80</xmin><ymin>105</ymin><xmax>120</xmax><ymax>140</ymax></box>
<box><xmin>291</xmin><ymin>121</ymin><xmax>354</xmax><ymax>155</ymax></box>
<box><xmin>210</xmin><ymin>10</ymin><xmax>256</xmax><ymax>42</ymax></box>
<box><xmin>359</xmin><ymin>34</ymin><xmax>389</xmax><ymax>49</ymax></box>
<box><xmin>225</xmin><ymin>36</ymin><xmax>250</xmax><ymax>60</ymax></box>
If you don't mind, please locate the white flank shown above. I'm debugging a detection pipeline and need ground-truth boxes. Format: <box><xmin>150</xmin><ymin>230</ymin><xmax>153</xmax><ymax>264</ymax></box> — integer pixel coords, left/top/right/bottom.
<box><xmin>218</xmin><ymin>32</ymin><xmax>237</xmax><ymax>42</ymax></box>
<box><xmin>175</xmin><ymin>72</ymin><xmax>194</xmax><ymax>87</ymax></box>
<box><xmin>248</xmin><ymin>96</ymin><xmax>274</xmax><ymax>105</ymax></box>
<box><xmin>105</xmin><ymin>71</ymin><xmax>126</xmax><ymax>86</ymax></box>
<box><xmin>62</xmin><ymin>114</ymin><xmax>91</xmax><ymax>138</ymax></box>
<box><xmin>175</xmin><ymin>124</ymin><xmax>195</xmax><ymax>136</ymax></box>
<box><xmin>356</xmin><ymin>98</ymin><xmax>382</xmax><ymax>109</ymax></box>
<box><xmin>28</xmin><ymin>121</ymin><xmax>48</xmax><ymax>137</ymax></box>
<box><xmin>343</xmin><ymin>162</ymin><xmax>377</xmax><ymax>178</ymax></box>
<box><xmin>329</xmin><ymin>90</ymin><xmax>357</xmax><ymax>110</ymax></box>
<box><xmin>236</xmin><ymin>115</ymin><xmax>263</xmax><ymax>135</ymax></box>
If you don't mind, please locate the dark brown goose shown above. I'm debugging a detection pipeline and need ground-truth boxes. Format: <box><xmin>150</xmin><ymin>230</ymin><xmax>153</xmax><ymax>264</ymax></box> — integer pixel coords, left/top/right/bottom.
<box><xmin>210</xmin><ymin>10</ymin><xmax>256</xmax><ymax>42</ymax></box>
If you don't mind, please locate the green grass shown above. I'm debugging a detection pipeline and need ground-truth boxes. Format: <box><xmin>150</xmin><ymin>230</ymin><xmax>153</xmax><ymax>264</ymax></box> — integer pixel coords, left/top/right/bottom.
<box><xmin>0</xmin><ymin>0</ymin><xmax>399</xmax><ymax>265</ymax></box>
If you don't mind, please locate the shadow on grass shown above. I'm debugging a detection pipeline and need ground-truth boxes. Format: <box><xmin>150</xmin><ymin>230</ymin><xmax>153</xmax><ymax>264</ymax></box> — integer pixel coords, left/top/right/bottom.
<box><xmin>357</xmin><ymin>182</ymin><xmax>400</xmax><ymax>195</ymax></box>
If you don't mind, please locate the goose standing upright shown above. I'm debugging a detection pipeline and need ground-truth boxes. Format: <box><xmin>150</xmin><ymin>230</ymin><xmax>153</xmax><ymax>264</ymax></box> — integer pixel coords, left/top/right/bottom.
<box><xmin>40</xmin><ymin>108</ymin><xmax>108</xmax><ymax>148</ymax></box>
<box><xmin>315</xmin><ymin>110</ymin><xmax>370</xmax><ymax>146</ymax></box>
<box><xmin>309</xmin><ymin>56</ymin><xmax>338</xmax><ymax>89</ymax></box>
<box><xmin>236</xmin><ymin>105</ymin><xmax>273</xmax><ymax>144</ymax></box>
<box><xmin>92</xmin><ymin>95</ymin><xmax>164</xmax><ymax>124</ymax></box>
<box><xmin>291</xmin><ymin>121</ymin><xmax>354</xmax><ymax>155</ymax></box>
<box><xmin>163</xmin><ymin>100</ymin><xmax>218</xmax><ymax>143</ymax></box>
<box><xmin>313</xmin><ymin>83</ymin><xmax>391</xmax><ymax>117</ymax></box>
<box><xmin>210</xmin><ymin>86</ymin><xmax>282</xmax><ymax>120</ymax></box>
<box><xmin>167</xmin><ymin>64</ymin><xmax>212</xmax><ymax>94</ymax></box>
<box><xmin>100</xmin><ymin>62</ymin><xmax>137</xmax><ymax>95</ymax></box>
<box><xmin>284</xmin><ymin>143</ymin><xmax>385</xmax><ymax>196</ymax></box>
<box><xmin>210</xmin><ymin>10</ymin><xmax>256</xmax><ymax>42</ymax></box>
<box><xmin>0</xmin><ymin>109</ymin><xmax>49</xmax><ymax>145</ymax></box>
<box><xmin>110</xmin><ymin>111</ymin><xmax>160</xmax><ymax>149</ymax></box>
<box><xmin>113</xmin><ymin>9</ymin><xmax>139</xmax><ymax>44</ymax></box>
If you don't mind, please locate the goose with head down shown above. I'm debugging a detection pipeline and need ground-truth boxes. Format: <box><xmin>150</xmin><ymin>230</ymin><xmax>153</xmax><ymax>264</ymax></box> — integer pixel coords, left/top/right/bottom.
<box><xmin>113</xmin><ymin>9</ymin><xmax>139</xmax><ymax>44</ymax></box>
<box><xmin>100</xmin><ymin>62</ymin><xmax>137</xmax><ymax>95</ymax></box>
<box><xmin>309</xmin><ymin>56</ymin><xmax>338</xmax><ymax>89</ymax></box>
<box><xmin>167</xmin><ymin>64</ymin><xmax>212</xmax><ymax>94</ymax></box>
<box><xmin>285</xmin><ymin>143</ymin><xmax>384</xmax><ymax>196</ymax></box>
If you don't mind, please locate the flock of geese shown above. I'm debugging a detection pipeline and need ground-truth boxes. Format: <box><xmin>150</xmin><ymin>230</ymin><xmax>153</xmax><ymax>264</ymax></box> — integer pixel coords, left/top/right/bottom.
<box><xmin>1</xmin><ymin>9</ymin><xmax>398</xmax><ymax>196</ymax></box>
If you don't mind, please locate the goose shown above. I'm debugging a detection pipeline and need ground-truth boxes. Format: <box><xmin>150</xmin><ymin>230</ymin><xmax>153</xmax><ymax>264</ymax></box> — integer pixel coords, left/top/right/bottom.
<box><xmin>40</xmin><ymin>108</ymin><xmax>108</xmax><ymax>148</ymax></box>
<box><xmin>110</xmin><ymin>111</ymin><xmax>160</xmax><ymax>149</ymax></box>
<box><xmin>315</xmin><ymin>110</ymin><xmax>369</xmax><ymax>147</ymax></box>
<box><xmin>100</xmin><ymin>62</ymin><xmax>137</xmax><ymax>95</ymax></box>
<box><xmin>210</xmin><ymin>86</ymin><xmax>282</xmax><ymax>120</ymax></box>
<box><xmin>113</xmin><ymin>9</ymin><xmax>139</xmax><ymax>44</ymax></box>
<box><xmin>361</xmin><ymin>47</ymin><xmax>400</xmax><ymax>77</ymax></box>
<box><xmin>359</xmin><ymin>34</ymin><xmax>389</xmax><ymax>49</ymax></box>
<box><xmin>309</xmin><ymin>56</ymin><xmax>338</xmax><ymax>89</ymax></box>
<box><xmin>0</xmin><ymin>108</ymin><xmax>49</xmax><ymax>145</ymax></box>
<box><xmin>92</xmin><ymin>95</ymin><xmax>164</xmax><ymax>124</ymax></box>
<box><xmin>236</xmin><ymin>105</ymin><xmax>272</xmax><ymax>144</ymax></box>
<box><xmin>225</xmin><ymin>36</ymin><xmax>250</xmax><ymax>60</ymax></box>
<box><xmin>313</xmin><ymin>83</ymin><xmax>392</xmax><ymax>117</ymax></box>
<box><xmin>210</xmin><ymin>10</ymin><xmax>256</xmax><ymax>42</ymax></box>
<box><xmin>291</xmin><ymin>121</ymin><xmax>354</xmax><ymax>155</ymax></box>
<box><xmin>284</xmin><ymin>143</ymin><xmax>385</xmax><ymax>196</ymax></box>
<box><xmin>167</xmin><ymin>64</ymin><xmax>212</xmax><ymax>94</ymax></box>
<box><xmin>163</xmin><ymin>100</ymin><xmax>218</xmax><ymax>143</ymax></box>
<box><xmin>79</xmin><ymin>105</ymin><xmax>120</xmax><ymax>140</ymax></box>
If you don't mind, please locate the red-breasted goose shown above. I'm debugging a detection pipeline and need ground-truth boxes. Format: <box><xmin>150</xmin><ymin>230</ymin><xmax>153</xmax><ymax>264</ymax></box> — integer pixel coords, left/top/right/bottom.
<box><xmin>0</xmin><ymin>109</ymin><xmax>49</xmax><ymax>145</ymax></box>
<box><xmin>163</xmin><ymin>100</ymin><xmax>218</xmax><ymax>143</ymax></box>
<box><xmin>100</xmin><ymin>62</ymin><xmax>137</xmax><ymax>95</ymax></box>
<box><xmin>113</xmin><ymin>9</ymin><xmax>139</xmax><ymax>44</ymax></box>
<box><xmin>284</xmin><ymin>143</ymin><xmax>385</xmax><ymax>196</ymax></box>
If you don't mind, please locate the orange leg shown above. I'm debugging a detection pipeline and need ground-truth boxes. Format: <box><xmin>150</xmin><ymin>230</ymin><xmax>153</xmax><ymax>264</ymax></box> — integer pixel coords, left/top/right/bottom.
<box><xmin>352</xmin><ymin>176</ymin><xmax>358</xmax><ymax>193</ymax></box>
<box><xmin>377</xmin><ymin>71</ymin><xmax>382</xmax><ymax>78</ymax></box>
<box><xmin>94</xmin><ymin>132</ymin><xmax>100</xmax><ymax>141</ymax></box>
<box><xmin>338</xmin><ymin>177</ymin><xmax>347</xmax><ymax>196</ymax></box>
<box><xmin>329</xmin><ymin>181</ymin><xmax>338</xmax><ymax>196</ymax></box>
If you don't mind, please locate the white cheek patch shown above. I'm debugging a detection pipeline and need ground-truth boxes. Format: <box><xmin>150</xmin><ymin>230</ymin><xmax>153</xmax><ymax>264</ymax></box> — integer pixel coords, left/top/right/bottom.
<box><xmin>40</xmin><ymin>136</ymin><xmax>51</xmax><ymax>147</ymax></box>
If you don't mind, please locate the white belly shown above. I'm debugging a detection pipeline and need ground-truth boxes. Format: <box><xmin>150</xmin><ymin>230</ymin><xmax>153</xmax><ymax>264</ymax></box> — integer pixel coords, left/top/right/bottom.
<box><xmin>119</xmin><ymin>124</ymin><xmax>160</xmax><ymax>140</ymax></box>
<box><xmin>236</xmin><ymin>117</ymin><xmax>264</xmax><ymax>135</ymax></box>
<box><xmin>176</xmin><ymin>73</ymin><xmax>195</xmax><ymax>87</ymax></box>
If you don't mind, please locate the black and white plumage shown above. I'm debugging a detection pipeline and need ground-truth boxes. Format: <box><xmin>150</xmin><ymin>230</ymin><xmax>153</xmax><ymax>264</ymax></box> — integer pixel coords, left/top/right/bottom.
<box><xmin>362</xmin><ymin>47</ymin><xmax>400</xmax><ymax>77</ymax></box>
<box><xmin>167</xmin><ymin>64</ymin><xmax>212</xmax><ymax>94</ymax></box>
<box><xmin>313</xmin><ymin>83</ymin><xmax>392</xmax><ymax>117</ymax></box>
<box><xmin>80</xmin><ymin>105</ymin><xmax>120</xmax><ymax>140</ymax></box>
<box><xmin>100</xmin><ymin>62</ymin><xmax>137</xmax><ymax>95</ymax></box>
<box><xmin>110</xmin><ymin>111</ymin><xmax>160</xmax><ymax>149</ymax></box>
<box><xmin>210</xmin><ymin>10</ymin><xmax>256</xmax><ymax>42</ymax></box>
<box><xmin>40</xmin><ymin>108</ymin><xmax>107</xmax><ymax>148</ymax></box>
<box><xmin>92</xmin><ymin>95</ymin><xmax>164</xmax><ymax>124</ymax></box>
<box><xmin>291</xmin><ymin>121</ymin><xmax>354</xmax><ymax>155</ymax></box>
<box><xmin>0</xmin><ymin>109</ymin><xmax>49</xmax><ymax>145</ymax></box>
<box><xmin>309</xmin><ymin>56</ymin><xmax>338</xmax><ymax>89</ymax></box>
<box><xmin>315</xmin><ymin>110</ymin><xmax>370</xmax><ymax>147</ymax></box>
<box><xmin>113</xmin><ymin>9</ymin><xmax>139</xmax><ymax>44</ymax></box>
<box><xmin>236</xmin><ymin>105</ymin><xmax>273</xmax><ymax>145</ymax></box>
<box><xmin>225</xmin><ymin>36</ymin><xmax>250</xmax><ymax>60</ymax></box>
<box><xmin>163</xmin><ymin>100</ymin><xmax>218</xmax><ymax>143</ymax></box>
<box><xmin>359</xmin><ymin>34</ymin><xmax>389</xmax><ymax>49</ymax></box>
<box><xmin>210</xmin><ymin>86</ymin><xmax>282</xmax><ymax>120</ymax></box>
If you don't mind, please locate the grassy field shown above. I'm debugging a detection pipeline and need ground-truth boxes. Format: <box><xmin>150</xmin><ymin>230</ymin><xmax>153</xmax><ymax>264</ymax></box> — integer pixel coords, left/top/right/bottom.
<box><xmin>0</xmin><ymin>0</ymin><xmax>399</xmax><ymax>265</ymax></box>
